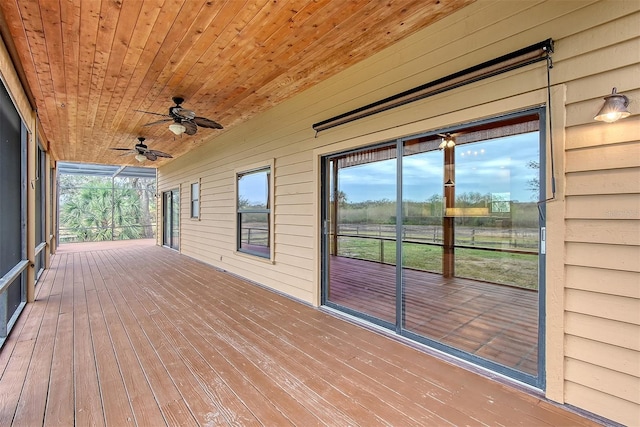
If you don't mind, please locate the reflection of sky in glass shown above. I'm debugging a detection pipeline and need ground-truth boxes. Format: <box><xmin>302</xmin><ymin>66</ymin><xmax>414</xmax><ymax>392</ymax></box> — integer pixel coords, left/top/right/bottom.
<box><xmin>455</xmin><ymin>133</ymin><xmax>539</xmax><ymax>202</ymax></box>
<box><xmin>403</xmin><ymin>150</ymin><xmax>442</xmax><ymax>202</ymax></box>
<box><xmin>339</xmin><ymin>159</ymin><xmax>396</xmax><ymax>201</ymax></box>
<box><xmin>337</xmin><ymin>132</ymin><xmax>539</xmax><ymax>203</ymax></box>
<box><xmin>238</xmin><ymin>170</ymin><xmax>269</xmax><ymax>205</ymax></box>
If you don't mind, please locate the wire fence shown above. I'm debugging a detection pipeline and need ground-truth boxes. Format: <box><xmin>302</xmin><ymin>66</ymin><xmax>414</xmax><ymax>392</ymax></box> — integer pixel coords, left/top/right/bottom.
<box><xmin>338</xmin><ymin>223</ymin><xmax>538</xmax><ymax>250</ymax></box>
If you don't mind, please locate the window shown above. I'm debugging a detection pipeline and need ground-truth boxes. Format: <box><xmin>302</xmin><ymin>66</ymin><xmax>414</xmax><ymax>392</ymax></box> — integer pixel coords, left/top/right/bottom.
<box><xmin>190</xmin><ymin>181</ymin><xmax>200</xmax><ymax>219</ymax></box>
<box><xmin>237</xmin><ymin>167</ymin><xmax>271</xmax><ymax>258</ymax></box>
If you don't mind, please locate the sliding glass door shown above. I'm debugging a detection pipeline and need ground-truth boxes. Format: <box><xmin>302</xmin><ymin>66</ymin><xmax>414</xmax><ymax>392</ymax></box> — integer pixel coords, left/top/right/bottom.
<box><xmin>322</xmin><ymin>109</ymin><xmax>545</xmax><ymax>386</ymax></box>
<box><xmin>162</xmin><ymin>189</ymin><xmax>180</xmax><ymax>250</ymax></box>
<box><xmin>325</xmin><ymin>144</ymin><xmax>398</xmax><ymax>326</ymax></box>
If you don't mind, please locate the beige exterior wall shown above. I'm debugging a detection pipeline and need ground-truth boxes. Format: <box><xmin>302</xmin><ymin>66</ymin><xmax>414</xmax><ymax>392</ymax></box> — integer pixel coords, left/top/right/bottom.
<box><xmin>158</xmin><ymin>1</ymin><xmax>640</xmax><ymax>424</ymax></box>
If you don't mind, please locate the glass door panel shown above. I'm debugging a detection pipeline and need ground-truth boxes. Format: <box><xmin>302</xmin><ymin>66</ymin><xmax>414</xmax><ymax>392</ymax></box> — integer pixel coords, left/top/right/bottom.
<box><xmin>163</xmin><ymin>192</ymin><xmax>171</xmax><ymax>246</ymax></box>
<box><xmin>401</xmin><ymin>124</ymin><xmax>541</xmax><ymax>377</ymax></box>
<box><xmin>163</xmin><ymin>189</ymin><xmax>180</xmax><ymax>250</ymax></box>
<box><xmin>171</xmin><ymin>190</ymin><xmax>180</xmax><ymax>250</ymax></box>
<box><xmin>401</xmin><ymin>137</ymin><xmax>445</xmax><ymax>336</ymax></box>
<box><xmin>325</xmin><ymin>145</ymin><xmax>397</xmax><ymax>326</ymax></box>
<box><xmin>449</xmin><ymin>132</ymin><xmax>540</xmax><ymax>375</ymax></box>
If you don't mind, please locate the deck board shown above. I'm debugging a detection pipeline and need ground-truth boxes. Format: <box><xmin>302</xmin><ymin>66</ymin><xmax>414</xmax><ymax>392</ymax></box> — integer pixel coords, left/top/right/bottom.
<box><xmin>0</xmin><ymin>240</ymin><xmax>601</xmax><ymax>426</ymax></box>
<box><xmin>72</xmin><ymin>253</ymin><xmax>105</xmax><ymax>427</ymax></box>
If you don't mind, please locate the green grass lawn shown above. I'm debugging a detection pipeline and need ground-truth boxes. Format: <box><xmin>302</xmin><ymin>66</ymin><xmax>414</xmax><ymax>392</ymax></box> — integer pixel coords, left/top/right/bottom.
<box><xmin>337</xmin><ymin>236</ymin><xmax>538</xmax><ymax>289</ymax></box>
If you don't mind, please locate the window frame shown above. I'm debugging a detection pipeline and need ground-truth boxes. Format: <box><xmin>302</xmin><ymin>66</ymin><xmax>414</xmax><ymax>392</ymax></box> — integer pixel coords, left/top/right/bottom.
<box><xmin>190</xmin><ymin>180</ymin><xmax>200</xmax><ymax>219</ymax></box>
<box><xmin>235</xmin><ymin>160</ymin><xmax>274</xmax><ymax>261</ymax></box>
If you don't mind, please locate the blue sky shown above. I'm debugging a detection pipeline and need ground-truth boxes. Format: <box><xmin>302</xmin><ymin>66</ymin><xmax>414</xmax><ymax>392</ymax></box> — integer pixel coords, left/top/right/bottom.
<box><xmin>239</xmin><ymin>170</ymin><xmax>269</xmax><ymax>206</ymax></box>
<box><xmin>338</xmin><ymin>133</ymin><xmax>540</xmax><ymax>203</ymax></box>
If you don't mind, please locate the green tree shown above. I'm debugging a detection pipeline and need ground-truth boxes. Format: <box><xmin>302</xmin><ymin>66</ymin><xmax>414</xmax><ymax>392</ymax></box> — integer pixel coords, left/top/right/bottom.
<box><xmin>60</xmin><ymin>178</ymin><xmax>146</xmax><ymax>242</ymax></box>
<box><xmin>130</xmin><ymin>177</ymin><xmax>156</xmax><ymax>238</ymax></box>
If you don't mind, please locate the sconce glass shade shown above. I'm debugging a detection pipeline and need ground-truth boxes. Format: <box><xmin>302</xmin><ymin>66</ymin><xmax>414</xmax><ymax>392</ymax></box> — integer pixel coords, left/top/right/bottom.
<box><xmin>594</xmin><ymin>87</ymin><xmax>631</xmax><ymax>123</ymax></box>
<box><xmin>439</xmin><ymin>134</ymin><xmax>456</xmax><ymax>149</ymax></box>
<box><xmin>134</xmin><ymin>153</ymin><xmax>147</xmax><ymax>162</ymax></box>
<box><xmin>169</xmin><ymin>122</ymin><xmax>187</xmax><ymax>135</ymax></box>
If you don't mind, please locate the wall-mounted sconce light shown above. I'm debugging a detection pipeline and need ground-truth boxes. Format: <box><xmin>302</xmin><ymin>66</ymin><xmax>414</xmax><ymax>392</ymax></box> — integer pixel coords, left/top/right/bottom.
<box><xmin>439</xmin><ymin>134</ymin><xmax>456</xmax><ymax>150</ymax></box>
<box><xmin>594</xmin><ymin>87</ymin><xmax>631</xmax><ymax>123</ymax></box>
<box><xmin>169</xmin><ymin>122</ymin><xmax>187</xmax><ymax>135</ymax></box>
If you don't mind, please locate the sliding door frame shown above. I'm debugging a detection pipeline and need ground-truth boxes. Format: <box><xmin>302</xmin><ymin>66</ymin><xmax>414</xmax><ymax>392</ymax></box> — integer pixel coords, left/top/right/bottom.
<box><xmin>320</xmin><ymin>107</ymin><xmax>547</xmax><ymax>388</ymax></box>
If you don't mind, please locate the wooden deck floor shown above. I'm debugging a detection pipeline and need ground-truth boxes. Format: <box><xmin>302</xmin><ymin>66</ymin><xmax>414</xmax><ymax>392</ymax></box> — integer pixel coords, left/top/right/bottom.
<box><xmin>0</xmin><ymin>240</ymin><xmax>600</xmax><ymax>426</ymax></box>
<box><xmin>328</xmin><ymin>256</ymin><xmax>538</xmax><ymax>374</ymax></box>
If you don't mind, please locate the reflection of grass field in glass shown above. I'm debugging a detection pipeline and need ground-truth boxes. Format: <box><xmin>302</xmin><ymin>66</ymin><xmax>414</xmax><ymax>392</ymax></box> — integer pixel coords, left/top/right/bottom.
<box><xmin>337</xmin><ymin>237</ymin><xmax>538</xmax><ymax>290</ymax></box>
<box><xmin>455</xmin><ymin>248</ymin><xmax>538</xmax><ymax>289</ymax></box>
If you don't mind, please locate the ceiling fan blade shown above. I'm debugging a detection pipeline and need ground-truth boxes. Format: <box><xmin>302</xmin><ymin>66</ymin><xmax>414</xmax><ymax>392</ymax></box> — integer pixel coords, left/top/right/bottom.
<box><xmin>134</xmin><ymin>109</ymin><xmax>170</xmax><ymax>117</ymax></box>
<box><xmin>145</xmin><ymin>152</ymin><xmax>158</xmax><ymax>161</ymax></box>
<box><xmin>194</xmin><ymin>116</ymin><xmax>223</xmax><ymax>129</ymax></box>
<box><xmin>143</xmin><ymin>118</ymin><xmax>173</xmax><ymax>127</ymax></box>
<box><xmin>183</xmin><ymin>120</ymin><xmax>198</xmax><ymax>135</ymax></box>
<box><xmin>148</xmin><ymin>150</ymin><xmax>173</xmax><ymax>158</ymax></box>
<box><xmin>110</xmin><ymin>148</ymin><xmax>136</xmax><ymax>156</ymax></box>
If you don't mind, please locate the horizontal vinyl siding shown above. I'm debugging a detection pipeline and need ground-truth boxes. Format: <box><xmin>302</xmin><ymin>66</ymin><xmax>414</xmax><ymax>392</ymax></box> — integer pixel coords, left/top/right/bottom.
<box><xmin>566</xmin><ymin>167</ymin><xmax>640</xmax><ymax>196</ymax></box>
<box><xmin>566</xmin><ymin>219</ymin><xmax>640</xmax><ymax>245</ymax></box>
<box><xmin>564</xmin><ymin>381</ymin><xmax>640</xmax><ymax>427</ymax></box>
<box><xmin>566</xmin><ymin>266</ymin><xmax>639</xmax><ymax>299</ymax></box>
<box><xmin>566</xmin><ymin>335</ymin><xmax>640</xmax><ymax>378</ymax></box>
<box><xmin>158</xmin><ymin>1</ymin><xmax>640</xmax><ymax>423</ymax></box>
<box><xmin>560</xmin><ymin>2</ymin><xmax>640</xmax><ymax>424</ymax></box>
<box><xmin>565</xmin><ymin>288</ymin><xmax>639</xmax><ymax>326</ymax></box>
<box><xmin>565</xmin><ymin>359</ymin><xmax>639</xmax><ymax>406</ymax></box>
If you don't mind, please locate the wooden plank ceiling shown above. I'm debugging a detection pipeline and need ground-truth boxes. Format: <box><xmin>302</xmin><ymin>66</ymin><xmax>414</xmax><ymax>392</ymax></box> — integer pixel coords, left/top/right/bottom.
<box><xmin>0</xmin><ymin>0</ymin><xmax>474</xmax><ymax>167</ymax></box>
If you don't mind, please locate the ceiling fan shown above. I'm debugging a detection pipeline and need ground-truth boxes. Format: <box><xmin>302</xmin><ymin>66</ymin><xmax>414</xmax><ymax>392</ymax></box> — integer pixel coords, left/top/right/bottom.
<box><xmin>135</xmin><ymin>96</ymin><xmax>223</xmax><ymax>135</ymax></box>
<box><xmin>110</xmin><ymin>137</ymin><xmax>173</xmax><ymax>162</ymax></box>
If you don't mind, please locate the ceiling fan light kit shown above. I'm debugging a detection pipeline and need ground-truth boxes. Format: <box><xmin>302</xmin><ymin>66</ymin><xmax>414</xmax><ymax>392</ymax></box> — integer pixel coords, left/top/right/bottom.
<box><xmin>169</xmin><ymin>123</ymin><xmax>187</xmax><ymax>135</ymax></box>
<box><xmin>136</xmin><ymin>96</ymin><xmax>223</xmax><ymax>137</ymax></box>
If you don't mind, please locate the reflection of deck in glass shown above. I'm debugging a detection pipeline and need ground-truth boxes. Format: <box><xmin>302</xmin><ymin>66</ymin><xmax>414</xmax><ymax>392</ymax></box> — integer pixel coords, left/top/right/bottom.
<box><xmin>328</xmin><ymin>255</ymin><xmax>538</xmax><ymax>375</ymax></box>
<box><xmin>240</xmin><ymin>225</ymin><xmax>270</xmax><ymax>256</ymax></box>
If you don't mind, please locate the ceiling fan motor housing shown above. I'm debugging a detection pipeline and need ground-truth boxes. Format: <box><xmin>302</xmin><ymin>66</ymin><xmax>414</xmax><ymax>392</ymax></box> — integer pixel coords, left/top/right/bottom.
<box><xmin>135</xmin><ymin>143</ymin><xmax>148</xmax><ymax>152</ymax></box>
